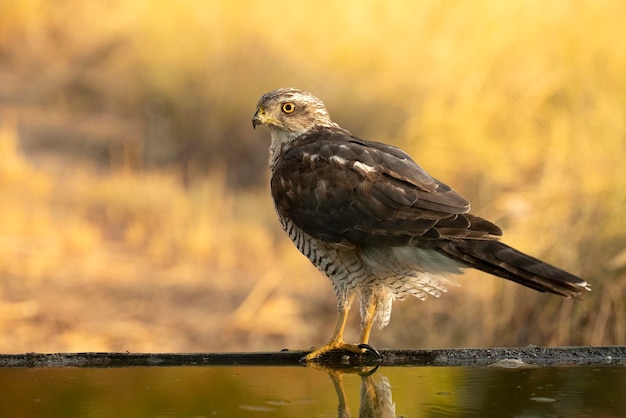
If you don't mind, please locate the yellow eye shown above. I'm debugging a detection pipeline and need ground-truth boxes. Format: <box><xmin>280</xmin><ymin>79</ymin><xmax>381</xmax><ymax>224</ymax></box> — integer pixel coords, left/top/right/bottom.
<box><xmin>282</xmin><ymin>102</ymin><xmax>295</xmax><ymax>113</ymax></box>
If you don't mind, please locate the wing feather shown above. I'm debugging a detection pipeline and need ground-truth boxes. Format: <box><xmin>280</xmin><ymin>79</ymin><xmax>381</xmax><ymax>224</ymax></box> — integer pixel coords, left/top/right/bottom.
<box><xmin>271</xmin><ymin>126</ymin><xmax>501</xmax><ymax>246</ymax></box>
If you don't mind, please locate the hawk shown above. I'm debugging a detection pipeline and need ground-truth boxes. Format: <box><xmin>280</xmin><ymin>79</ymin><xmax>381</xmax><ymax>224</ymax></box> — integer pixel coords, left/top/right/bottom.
<box><xmin>252</xmin><ymin>87</ymin><xmax>590</xmax><ymax>361</ymax></box>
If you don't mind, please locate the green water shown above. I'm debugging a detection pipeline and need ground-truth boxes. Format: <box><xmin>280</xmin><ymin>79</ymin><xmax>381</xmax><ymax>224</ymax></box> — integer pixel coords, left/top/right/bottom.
<box><xmin>0</xmin><ymin>365</ymin><xmax>624</xmax><ymax>417</ymax></box>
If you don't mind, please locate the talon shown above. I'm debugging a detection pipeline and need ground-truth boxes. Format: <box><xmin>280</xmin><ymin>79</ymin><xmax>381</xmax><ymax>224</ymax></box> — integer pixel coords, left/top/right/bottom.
<box><xmin>357</xmin><ymin>343</ymin><xmax>382</xmax><ymax>362</ymax></box>
<box><xmin>357</xmin><ymin>343</ymin><xmax>381</xmax><ymax>356</ymax></box>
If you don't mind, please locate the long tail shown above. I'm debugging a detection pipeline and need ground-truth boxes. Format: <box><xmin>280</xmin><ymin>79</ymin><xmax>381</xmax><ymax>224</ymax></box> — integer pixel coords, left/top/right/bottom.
<box><xmin>436</xmin><ymin>239</ymin><xmax>590</xmax><ymax>297</ymax></box>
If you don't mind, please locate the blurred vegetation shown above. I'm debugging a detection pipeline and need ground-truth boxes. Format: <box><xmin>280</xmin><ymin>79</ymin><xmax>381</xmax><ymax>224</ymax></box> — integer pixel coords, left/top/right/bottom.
<box><xmin>0</xmin><ymin>0</ymin><xmax>624</xmax><ymax>353</ymax></box>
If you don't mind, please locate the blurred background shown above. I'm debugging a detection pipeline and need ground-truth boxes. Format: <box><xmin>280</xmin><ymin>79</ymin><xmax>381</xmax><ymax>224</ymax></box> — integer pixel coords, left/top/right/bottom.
<box><xmin>0</xmin><ymin>0</ymin><xmax>624</xmax><ymax>354</ymax></box>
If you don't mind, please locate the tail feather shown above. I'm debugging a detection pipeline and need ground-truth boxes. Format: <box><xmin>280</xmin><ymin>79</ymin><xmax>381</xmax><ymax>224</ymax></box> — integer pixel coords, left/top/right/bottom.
<box><xmin>436</xmin><ymin>240</ymin><xmax>590</xmax><ymax>298</ymax></box>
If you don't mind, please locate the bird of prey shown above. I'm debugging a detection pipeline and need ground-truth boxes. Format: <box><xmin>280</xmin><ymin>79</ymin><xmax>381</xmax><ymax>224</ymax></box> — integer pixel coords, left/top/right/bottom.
<box><xmin>252</xmin><ymin>87</ymin><xmax>590</xmax><ymax>361</ymax></box>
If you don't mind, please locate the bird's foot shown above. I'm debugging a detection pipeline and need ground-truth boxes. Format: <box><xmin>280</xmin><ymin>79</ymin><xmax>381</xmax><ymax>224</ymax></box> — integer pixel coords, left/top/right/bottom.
<box><xmin>301</xmin><ymin>340</ymin><xmax>382</xmax><ymax>364</ymax></box>
<box><xmin>303</xmin><ymin>340</ymin><xmax>362</xmax><ymax>361</ymax></box>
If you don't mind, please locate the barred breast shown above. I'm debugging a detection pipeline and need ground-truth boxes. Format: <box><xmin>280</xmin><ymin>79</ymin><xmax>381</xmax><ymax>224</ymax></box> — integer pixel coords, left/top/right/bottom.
<box><xmin>278</xmin><ymin>215</ymin><xmax>368</xmax><ymax>308</ymax></box>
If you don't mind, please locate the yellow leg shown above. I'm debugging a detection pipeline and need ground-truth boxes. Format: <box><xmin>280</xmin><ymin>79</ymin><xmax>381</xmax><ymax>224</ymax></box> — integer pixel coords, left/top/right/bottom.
<box><xmin>304</xmin><ymin>294</ymin><xmax>363</xmax><ymax>361</ymax></box>
<box><xmin>359</xmin><ymin>295</ymin><xmax>378</xmax><ymax>346</ymax></box>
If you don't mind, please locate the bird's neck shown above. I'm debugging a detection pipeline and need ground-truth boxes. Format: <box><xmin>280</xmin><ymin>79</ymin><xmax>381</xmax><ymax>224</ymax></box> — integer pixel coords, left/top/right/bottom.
<box><xmin>267</xmin><ymin>127</ymin><xmax>301</xmax><ymax>167</ymax></box>
<box><xmin>267</xmin><ymin>122</ymin><xmax>343</xmax><ymax>167</ymax></box>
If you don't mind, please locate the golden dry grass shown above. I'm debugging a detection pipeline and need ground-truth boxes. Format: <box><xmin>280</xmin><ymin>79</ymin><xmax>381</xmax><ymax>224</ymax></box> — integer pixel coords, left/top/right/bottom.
<box><xmin>0</xmin><ymin>0</ymin><xmax>624</xmax><ymax>353</ymax></box>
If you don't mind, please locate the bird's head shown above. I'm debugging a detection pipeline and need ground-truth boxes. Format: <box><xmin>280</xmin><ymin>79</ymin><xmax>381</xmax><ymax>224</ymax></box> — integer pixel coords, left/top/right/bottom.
<box><xmin>252</xmin><ymin>88</ymin><xmax>338</xmax><ymax>142</ymax></box>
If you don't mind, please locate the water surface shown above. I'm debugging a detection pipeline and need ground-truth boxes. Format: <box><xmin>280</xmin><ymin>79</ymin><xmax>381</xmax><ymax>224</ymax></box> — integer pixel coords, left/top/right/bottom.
<box><xmin>1</xmin><ymin>365</ymin><xmax>624</xmax><ymax>417</ymax></box>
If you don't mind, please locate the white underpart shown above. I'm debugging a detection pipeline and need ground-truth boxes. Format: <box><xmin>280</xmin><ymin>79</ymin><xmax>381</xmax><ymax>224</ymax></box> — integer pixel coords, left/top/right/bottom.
<box><xmin>359</xmin><ymin>246</ymin><xmax>464</xmax><ymax>328</ymax></box>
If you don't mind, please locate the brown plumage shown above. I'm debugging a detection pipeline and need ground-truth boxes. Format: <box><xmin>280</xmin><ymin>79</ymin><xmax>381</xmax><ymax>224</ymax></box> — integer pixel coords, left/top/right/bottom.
<box><xmin>252</xmin><ymin>87</ymin><xmax>590</xmax><ymax>361</ymax></box>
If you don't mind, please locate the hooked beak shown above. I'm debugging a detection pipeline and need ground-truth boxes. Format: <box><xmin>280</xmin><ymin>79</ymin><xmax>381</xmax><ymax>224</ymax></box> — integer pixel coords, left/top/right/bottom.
<box><xmin>252</xmin><ymin>107</ymin><xmax>264</xmax><ymax>129</ymax></box>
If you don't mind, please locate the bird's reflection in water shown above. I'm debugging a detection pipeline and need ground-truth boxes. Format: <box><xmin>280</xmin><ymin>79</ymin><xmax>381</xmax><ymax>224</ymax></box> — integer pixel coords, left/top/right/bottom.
<box><xmin>312</xmin><ymin>364</ymin><xmax>396</xmax><ymax>418</ymax></box>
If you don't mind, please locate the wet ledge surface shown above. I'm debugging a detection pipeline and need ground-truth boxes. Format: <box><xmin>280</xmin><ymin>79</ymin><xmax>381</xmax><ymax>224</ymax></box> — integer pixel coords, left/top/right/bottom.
<box><xmin>1</xmin><ymin>346</ymin><xmax>625</xmax><ymax>368</ymax></box>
